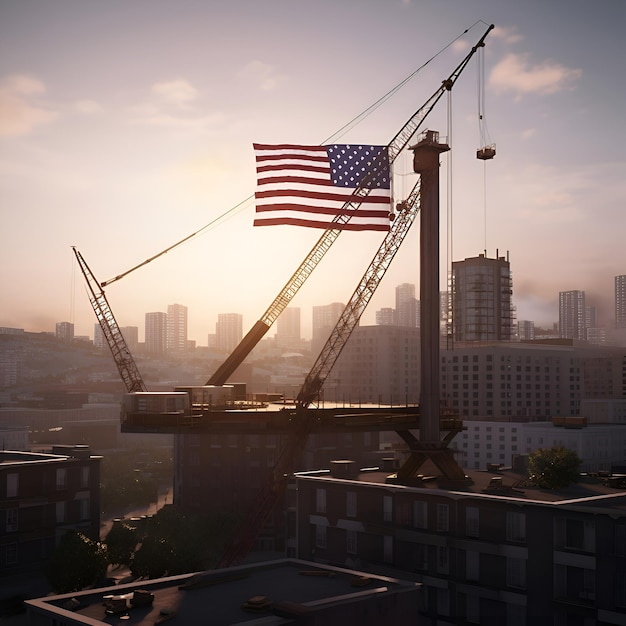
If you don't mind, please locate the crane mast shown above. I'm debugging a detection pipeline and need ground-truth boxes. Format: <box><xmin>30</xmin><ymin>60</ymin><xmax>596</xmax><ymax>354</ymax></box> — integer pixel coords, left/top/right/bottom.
<box><xmin>72</xmin><ymin>247</ymin><xmax>147</xmax><ymax>393</ymax></box>
<box><xmin>207</xmin><ymin>22</ymin><xmax>494</xmax><ymax>387</ymax></box>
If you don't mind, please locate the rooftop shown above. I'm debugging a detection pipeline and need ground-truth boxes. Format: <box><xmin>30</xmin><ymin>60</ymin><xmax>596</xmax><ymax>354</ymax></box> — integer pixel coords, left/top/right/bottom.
<box><xmin>26</xmin><ymin>559</ymin><xmax>421</xmax><ymax>626</ymax></box>
<box><xmin>297</xmin><ymin>462</ymin><xmax>626</xmax><ymax>509</ymax></box>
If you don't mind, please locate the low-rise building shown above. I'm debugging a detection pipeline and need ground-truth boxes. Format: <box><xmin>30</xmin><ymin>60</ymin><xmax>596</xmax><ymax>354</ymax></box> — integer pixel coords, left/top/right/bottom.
<box><xmin>293</xmin><ymin>463</ymin><xmax>626</xmax><ymax>625</ymax></box>
<box><xmin>1</xmin><ymin>446</ymin><xmax>101</xmax><ymax>586</ymax></box>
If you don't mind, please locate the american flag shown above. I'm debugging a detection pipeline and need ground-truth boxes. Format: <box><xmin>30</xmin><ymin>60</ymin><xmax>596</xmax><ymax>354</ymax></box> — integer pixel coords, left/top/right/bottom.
<box><xmin>253</xmin><ymin>143</ymin><xmax>392</xmax><ymax>231</ymax></box>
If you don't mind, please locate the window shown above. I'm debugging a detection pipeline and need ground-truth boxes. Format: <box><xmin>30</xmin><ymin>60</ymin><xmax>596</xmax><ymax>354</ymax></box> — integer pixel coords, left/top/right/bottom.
<box><xmin>414</xmin><ymin>543</ymin><xmax>428</xmax><ymax>570</ymax></box>
<box><xmin>383</xmin><ymin>496</ymin><xmax>393</xmax><ymax>522</ymax></box>
<box><xmin>6</xmin><ymin>473</ymin><xmax>18</xmax><ymax>498</ymax></box>
<box><xmin>346</xmin><ymin>491</ymin><xmax>357</xmax><ymax>518</ymax></box>
<box><xmin>56</xmin><ymin>501</ymin><xmax>66</xmax><ymax>523</ymax></box>
<box><xmin>437</xmin><ymin>587</ymin><xmax>450</xmax><ymax>616</ymax></box>
<box><xmin>5</xmin><ymin>543</ymin><xmax>17</xmax><ymax>566</ymax></box>
<box><xmin>315</xmin><ymin>488</ymin><xmax>326</xmax><ymax>514</ymax></box>
<box><xmin>506</xmin><ymin>511</ymin><xmax>526</xmax><ymax>542</ymax></box>
<box><xmin>80</xmin><ymin>497</ymin><xmax>90</xmax><ymax>520</ymax></box>
<box><xmin>506</xmin><ymin>557</ymin><xmax>526</xmax><ymax>589</ymax></box>
<box><xmin>466</xmin><ymin>507</ymin><xmax>479</xmax><ymax>537</ymax></box>
<box><xmin>80</xmin><ymin>466</ymin><xmax>90</xmax><ymax>489</ymax></box>
<box><xmin>347</xmin><ymin>529</ymin><xmax>358</xmax><ymax>554</ymax></box>
<box><xmin>436</xmin><ymin>503</ymin><xmax>449</xmax><ymax>532</ymax></box>
<box><xmin>383</xmin><ymin>535</ymin><xmax>393</xmax><ymax>563</ymax></box>
<box><xmin>413</xmin><ymin>501</ymin><xmax>427</xmax><ymax>529</ymax></box>
<box><xmin>466</xmin><ymin>594</ymin><xmax>480</xmax><ymax>624</ymax></box>
<box><xmin>56</xmin><ymin>468</ymin><xmax>67</xmax><ymax>490</ymax></box>
<box><xmin>315</xmin><ymin>524</ymin><xmax>327</xmax><ymax>549</ymax></box>
<box><xmin>437</xmin><ymin>546</ymin><xmax>449</xmax><ymax>573</ymax></box>
<box><xmin>6</xmin><ymin>509</ymin><xmax>18</xmax><ymax>533</ymax></box>
<box><xmin>466</xmin><ymin>550</ymin><xmax>479</xmax><ymax>581</ymax></box>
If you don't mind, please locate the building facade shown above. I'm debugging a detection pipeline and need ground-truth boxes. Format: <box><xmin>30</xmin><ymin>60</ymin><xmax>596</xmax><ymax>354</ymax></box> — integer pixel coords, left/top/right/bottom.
<box><xmin>294</xmin><ymin>469</ymin><xmax>626</xmax><ymax>625</ymax></box>
<box><xmin>166</xmin><ymin>303</ymin><xmax>188</xmax><ymax>352</ymax></box>
<box><xmin>55</xmin><ymin>322</ymin><xmax>74</xmax><ymax>343</ymax></box>
<box><xmin>276</xmin><ymin>307</ymin><xmax>301</xmax><ymax>350</ymax></box>
<box><xmin>1</xmin><ymin>446</ymin><xmax>101</xmax><ymax>581</ymax></box>
<box><xmin>326</xmin><ymin>325</ymin><xmax>421</xmax><ymax>405</ymax></box>
<box><xmin>395</xmin><ymin>283</ymin><xmax>420</xmax><ymax>328</ymax></box>
<box><xmin>145</xmin><ymin>312</ymin><xmax>167</xmax><ymax>354</ymax></box>
<box><xmin>215</xmin><ymin>313</ymin><xmax>243</xmax><ymax>353</ymax></box>
<box><xmin>312</xmin><ymin>302</ymin><xmax>345</xmax><ymax>355</ymax></box>
<box><xmin>616</xmin><ymin>274</ymin><xmax>626</xmax><ymax>330</ymax></box>
<box><xmin>559</xmin><ymin>290</ymin><xmax>586</xmax><ymax>340</ymax></box>
<box><xmin>451</xmin><ymin>253</ymin><xmax>514</xmax><ymax>342</ymax></box>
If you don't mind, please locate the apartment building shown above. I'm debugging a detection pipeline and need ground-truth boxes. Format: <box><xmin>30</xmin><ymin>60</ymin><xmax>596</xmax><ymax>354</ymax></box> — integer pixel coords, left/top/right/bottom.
<box><xmin>293</xmin><ymin>466</ymin><xmax>626</xmax><ymax>625</ymax></box>
<box><xmin>1</xmin><ymin>446</ymin><xmax>101</xmax><ymax>580</ymax></box>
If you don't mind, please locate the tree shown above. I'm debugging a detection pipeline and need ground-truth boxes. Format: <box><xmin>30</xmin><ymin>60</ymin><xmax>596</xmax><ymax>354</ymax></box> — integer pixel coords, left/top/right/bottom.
<box><xmin>105</xmin><ymin>521</ymin><xmax>138</xmax><ymax>567</ymax></box>
<box><xmin>45</xmin><ymin>531</ymin><xmax>108</xmax><ymax>593</ymax></box>
<box><xmin>528</xmin><ymin>446</ymin><xmax>582</xmax><ymax>489</ymax></box>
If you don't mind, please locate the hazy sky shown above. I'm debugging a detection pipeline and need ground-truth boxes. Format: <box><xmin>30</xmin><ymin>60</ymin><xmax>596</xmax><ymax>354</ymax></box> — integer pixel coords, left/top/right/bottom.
<box><xmin>1</xmin><ymin>0</ymin><xmax>624</xmax><ymax>343</ymax></box>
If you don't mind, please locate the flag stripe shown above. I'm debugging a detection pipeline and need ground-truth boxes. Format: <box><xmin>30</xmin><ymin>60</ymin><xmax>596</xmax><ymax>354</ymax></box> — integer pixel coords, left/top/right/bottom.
<box><xmin>253</xmin><ymin>143</ymin><xmax>391</xmax><ymax>231</ymax></box>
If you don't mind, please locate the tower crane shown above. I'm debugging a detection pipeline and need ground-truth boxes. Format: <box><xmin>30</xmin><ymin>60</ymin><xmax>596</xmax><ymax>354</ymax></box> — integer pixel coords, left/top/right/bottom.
<box><xmin>72</xmin><ymin>247</ymin><xmax>147</xmax><ymax>393</ymax></box>
<box><xmin>207</xmin><ymin>23</ymin><xmax>494</xmax><ymax>388</ymax></box>
<box><xmin>215</xmin><ymin>23</ymin><xmax>495</xmax><ymax>566</ymax></box>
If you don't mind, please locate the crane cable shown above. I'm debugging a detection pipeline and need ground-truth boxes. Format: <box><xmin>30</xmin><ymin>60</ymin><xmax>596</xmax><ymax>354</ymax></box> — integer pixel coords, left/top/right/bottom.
<box><xmin>100</xmin><ymin>21</ymin><xmax>492</xmax><ymax>288</ymax></box>
<box><xmin>477</xmin><ymin>44</ymin><xmax>494</xmax><ymax>254</ymax></box>
<box><xmin>446</xmin><ymin>86</ymin><xmax>454</xmax><ymax>350</ymax></box>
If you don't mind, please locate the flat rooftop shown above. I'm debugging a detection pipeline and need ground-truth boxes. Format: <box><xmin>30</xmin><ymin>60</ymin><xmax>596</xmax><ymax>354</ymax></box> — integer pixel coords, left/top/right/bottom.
<box><xmin>26</xmin><ymin>559</ymin><xmax>421</xmax><ymax>626</ymax></box>
<box><xmin>299</xmin><ymin>464</ymin><xmax>626</xmax><ymax>509</ymax></box>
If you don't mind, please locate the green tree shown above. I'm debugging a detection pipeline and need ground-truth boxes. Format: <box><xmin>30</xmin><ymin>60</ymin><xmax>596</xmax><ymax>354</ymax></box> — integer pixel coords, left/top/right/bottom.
<box><xmin>129</xmin><ymin>506</ymin><xmax>237</xmax><ymax>578</ymax></box>
<box><xmin>528</xmin><ymin>446</ymin><xmax>582</xmax><ymax>489</ymax></box>
<box><xmin>104</xmin><ymin>521</ymin><xmax>138</xmax><ymax>567</ymax></box>
<box><xmin>45</xmin><ymin>531</ymin><xmax>108</xmax><ymax>593</ymax></box>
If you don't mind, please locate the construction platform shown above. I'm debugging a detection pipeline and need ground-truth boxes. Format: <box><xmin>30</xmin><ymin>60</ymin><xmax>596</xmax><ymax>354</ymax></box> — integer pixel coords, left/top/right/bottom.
<box><xmin>121</xmin><ymin>401</ymin><xmax>462</xmax><ymax>436</ymax></box>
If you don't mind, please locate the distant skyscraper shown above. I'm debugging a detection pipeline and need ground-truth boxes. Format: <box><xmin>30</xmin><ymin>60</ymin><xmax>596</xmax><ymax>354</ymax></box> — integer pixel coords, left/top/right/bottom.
<box><xmin>276</xmin><ymin>307</ymin><xmax>301</xmax><ymax>350</ymax></box>
<box><xmin>451</xmin><ymin>253</ymin><xmax>514</xmax><ymax>342</ymax></box>
<box><xmin>559</xmin><ymin>290</ymin><xmax>586</xmax><ymax>340</ymax></box>
<box><xmin>121</xmin><ymin>326</ymin><xmax>139</xmax><ymax>351</ymax></box>
<box><xmin>616</xmin><ymin>275</ymin><xmax>626</xmax><ymax>329</ymax></box>
<box><xmin>375</xmin><ymin>307</ymin><xmax>395</xmax><ymax>326</ymax></box>
<box><xmin>517</xmin><ymin>320</ymin><xmax>535</xmax><ymax>341</ymax></box>
<box><xmin>395</xmin><ymin>283</ymin><xmax>420</xmax><ymax>327</ymax></box>
<box><xmin>312</xmin><ymin>302</ymin><xmax>344</xmax><ymax>354</ymax></box>
<box><xmin>216</xmin><ymin>313</ymin><xmax>242</xmax><ymax>353</ymax></box>
<box><xmin>93</xmin><ymin>324</ymin><xmax>105</xmax><ymax>349</ymax></box>
<box><xmin>55</xmin><ymin>322</ymin><xmax>74</xmax><ymax>342</ymax></box>
<box><xmin>145</xmin><ymin>312</ymin><xmax>167</xmax><ymax>354</ymax></box>
<box><xmin>167</xmin><ymin>304</ymin><xmax>188</xmax><ymax>352</ymax></box>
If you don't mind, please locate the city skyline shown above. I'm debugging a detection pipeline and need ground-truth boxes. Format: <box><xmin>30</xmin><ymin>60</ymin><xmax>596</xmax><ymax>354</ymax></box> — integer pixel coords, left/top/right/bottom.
<box><xmin>1</xmin><ymin>1</ymin><xmax>624</xmax><ymax>343</ymax></box>
<box><xmin>46</xmin><ymin>269</ymin><xmax>624</xmax><ymax>346</ymax></box>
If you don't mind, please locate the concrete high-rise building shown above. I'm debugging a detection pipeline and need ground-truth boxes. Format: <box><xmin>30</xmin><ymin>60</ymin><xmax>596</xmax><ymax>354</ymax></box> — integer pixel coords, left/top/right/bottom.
<box><xmin>451</xmin><ymin>253</ymin><xmax>514</xmax><ymax>342</ymax></box>
<box><xmin>276</xmin><ymin>307</ymin><xmax>301</xmax><ymax>350</ymax></box>
<box><xmin>375</xmin><ymin>307</ymin><xmax>395</xmax><ymax>326</ymax></box>
<box><xmin>517</xmin><ymin>320</ymin><xmax>535</xmax><ymax>341</ymax></box>
<box><xmin>395</xmin><ymin>283</ymin><xmax>419</xmax><ymax>328</ymax></box>
<box><xmin>93</xmin><ymin>324</ymin><xmax>105</xmax><ymax>350</ymax></box>
<box><xmin>120</xmin><ymin>326</ymin><xmax>139</xmax><ymax>351</ymax></box>
<box><xmin>312</xmin><ymin>302</ymin><xmax>344</xmax><ymax>354</ymax></box>
<box><xmin>559</xmin><ymin>290</ymin><xmax>586</xmax><ymax>340</ymax></box>
<box><xmin>616</xmin><ymin>274</ymin><xmax>626</xmax><ymax>329</ymax></box>
<box><xmin>216</xmin><ymin>313</ymin><xmax>242</xmax><ymax>353</ymax></box>
<box><xmin>145</xmin><ymin>312</ymin><xmax>167</xmax><ymax>354</ymax></box>
<box><xmin>167</xmin><ymin>304</ymin><xmax>188</xmax><ymax>352</ymax></box>
<box><xmin>55</xmin><ymin>322</ymin><xmax>74</xmax><ymax>342</ymax></box>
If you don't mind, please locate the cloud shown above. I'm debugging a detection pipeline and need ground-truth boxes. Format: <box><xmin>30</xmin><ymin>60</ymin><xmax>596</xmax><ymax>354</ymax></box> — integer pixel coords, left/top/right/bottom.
<box><xmin>0</xmin><ymin>74</ymin><xmax>57</xmax><ymax>136</ymax></box>
<box><xmin>490</xmin><ymin>25</ymin><xmax>524</xmax><ymax>45</ymax></box>
<box><xmin>490</xmin><ymin>53</ymin><xmax>582</xmax><ymax>97</ymax></box>
<box><xmin>239</xmin><ymin>60</ymin><xmax>285</xmax><ymax>92</ymax></box>
<box><xmin>74</xmin><ymin>99</ymin><xmax>102</xmax><ymax>114</ymax></box>
<box><xmin>151</xmin><ymin>79</ymin><xmax>198</xmax><ymax>108</ymax></box>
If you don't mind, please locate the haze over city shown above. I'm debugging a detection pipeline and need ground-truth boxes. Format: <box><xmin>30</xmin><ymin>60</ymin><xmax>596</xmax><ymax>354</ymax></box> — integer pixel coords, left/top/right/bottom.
<box><xmin>1</xmin><ymin>0</ymin><xmax>624</xmax><ymax>343</ymax></box>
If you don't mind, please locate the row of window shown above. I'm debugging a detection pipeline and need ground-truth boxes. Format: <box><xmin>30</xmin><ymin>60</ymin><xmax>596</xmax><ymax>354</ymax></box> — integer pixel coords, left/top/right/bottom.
<box><xmin>5</xmin><ymin>466</ymin><xmax>90</xmax><ymax>497</ymax></box>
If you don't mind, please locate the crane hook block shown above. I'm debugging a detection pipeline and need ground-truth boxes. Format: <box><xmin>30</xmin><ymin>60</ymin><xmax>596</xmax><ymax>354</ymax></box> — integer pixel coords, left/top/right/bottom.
<box><xmin>477</xmin><ymin>144</ymin><xmax>496</xmax><ymax>160</ymax></box>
